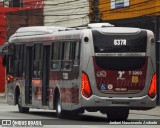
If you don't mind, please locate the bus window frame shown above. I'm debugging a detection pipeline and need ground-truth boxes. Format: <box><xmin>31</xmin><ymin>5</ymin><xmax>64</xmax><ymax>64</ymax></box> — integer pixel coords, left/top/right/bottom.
<box><xmin>51</xmin><ymin>42</ymin><xmax>62</xmax><ymax>71</ymax></box>
<box><xmin>7</xmin><ymin>44</ymin><xmax>14</xmax><ymax>75</ymax></box>
<box><xmin>61</xmin><ymin>42</ymin><xmax>72</xmax><ymax>71</ymax></box>
<box><xmin>32</xmin><ymin>43</ymin><xmax>42</xmax><ymax>79</ymax></box>
<box><xmin>13</xmin><ymin>44</ymin><xmax>24</xmax><ymax>77</ymax></box>
<box><xmin>61</xmin><ymin>41</ymin><xmax>80</xmax><ymax>71</ymax></box>
<box><xmin>50</xmin><ymin>41</ymin><xmax>81</xmax><ymax>71</ymax></box>
<box><xmin>73</xmin><ymin>41</ymin><xmax>80</xmax><ymax>66</ymax></box>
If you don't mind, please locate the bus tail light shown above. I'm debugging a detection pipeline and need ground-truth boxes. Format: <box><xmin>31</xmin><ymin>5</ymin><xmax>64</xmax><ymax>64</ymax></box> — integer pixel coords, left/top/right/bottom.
<box><xmin>81</xmin><ymin>72</ymin><xmax>92</xmax><ymax>98</ymax></box>
<box><xmin>6</xmin><ymin>75</ymin><xmax>14</xmax><ymax>83</ymax></box>
<box><xmin>148</xmin><ymin>73</ymin><xmax>156</xmax><ymax>99</ymax></box>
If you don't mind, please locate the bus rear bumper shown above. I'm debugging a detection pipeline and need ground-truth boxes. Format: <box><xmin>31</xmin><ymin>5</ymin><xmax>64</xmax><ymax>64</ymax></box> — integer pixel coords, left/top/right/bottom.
<box><xmin>82</xmin><ymin>95</ymin><xmax>156</xmax><ymax>110</ymax></box>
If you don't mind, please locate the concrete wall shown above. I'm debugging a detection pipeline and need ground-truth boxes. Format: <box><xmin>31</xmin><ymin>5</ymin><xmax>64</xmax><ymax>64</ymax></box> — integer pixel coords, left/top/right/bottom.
<box><xmin>44</xmin><ymin>0</ymin><xmax>89</xmax><ymax>27</ymax></box>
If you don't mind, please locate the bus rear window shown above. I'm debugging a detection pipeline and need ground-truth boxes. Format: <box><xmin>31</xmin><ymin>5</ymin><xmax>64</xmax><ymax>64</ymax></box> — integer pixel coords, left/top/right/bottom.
<box><xmin>92</xmin><ymin>30</ymin><xmax>147</xmax><ymax>53</ymax></box>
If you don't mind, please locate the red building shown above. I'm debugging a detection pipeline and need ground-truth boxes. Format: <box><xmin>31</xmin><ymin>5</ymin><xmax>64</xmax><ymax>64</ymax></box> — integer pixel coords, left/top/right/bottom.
<box><xmin>23</xmin><ymin>0</ymin><xmax>44</xmax><ymax>8</ymax></box>
<box><xmin>0</xmin><ymin>7</ymin><xmax>20</xmax><ymax>93</ymax></box>
<box><xmin>0</xmin><ymin>0</ymin><xmax>44</xmax><ymax>93</ymax></box>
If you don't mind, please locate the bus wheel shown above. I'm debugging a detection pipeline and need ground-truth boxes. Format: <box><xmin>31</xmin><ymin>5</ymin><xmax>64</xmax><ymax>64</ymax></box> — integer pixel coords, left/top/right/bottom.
<box><xmin>56</xmin><ymin>94</ymin><xmax>66</xmax><ymax>118</ymax></box>
<box><xmin>106</xmin><ymin>108</ymin><xmax>129</xmax><ymax>121</ymax></box>
<box><xmin>18</xmin><ymin>95</ymin><xmax>29</xmax><ymax>113</ymax></box>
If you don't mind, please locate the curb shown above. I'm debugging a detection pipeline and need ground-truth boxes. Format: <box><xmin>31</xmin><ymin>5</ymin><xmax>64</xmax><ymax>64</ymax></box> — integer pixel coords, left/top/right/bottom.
<box><xmin>0</xmin><ymin>93</ymin><xmax>5</xmax><ymax>96</ymax></box>
<box><xmin>0</xmin><ymin>93</ymin><xmax>7</xmax><ymax>103</ymax></box>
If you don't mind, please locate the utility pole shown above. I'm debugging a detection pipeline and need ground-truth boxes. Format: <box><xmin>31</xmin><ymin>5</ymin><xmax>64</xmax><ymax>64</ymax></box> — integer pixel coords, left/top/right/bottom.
<box><xmin>91</xmin><ymin>0</ymin><xmax>100</xmax><ymax>23</ymax></box>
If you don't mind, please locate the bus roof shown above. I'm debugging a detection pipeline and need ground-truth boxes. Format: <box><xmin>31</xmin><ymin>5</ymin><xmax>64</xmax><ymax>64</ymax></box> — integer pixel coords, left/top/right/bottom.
<box><xmin>8</xmin><ymin>24</ymin><xmax>143</xmax><ymax>44</ymax></box>
<box><xmin>9</xmin><ymin>26</ymin><xmax>82</xmax><ymax>43</ymax></box>
<box><xmin>14</xmin><ymin>26</ymin><xmax>66</xmax><ymax>36</ymax></box>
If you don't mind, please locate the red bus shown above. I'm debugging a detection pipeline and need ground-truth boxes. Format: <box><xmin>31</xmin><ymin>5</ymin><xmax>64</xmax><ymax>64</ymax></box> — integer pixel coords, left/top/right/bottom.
<box><xmin>2</xmin><ymin>24</ymin><xmax>156</xmax><ymax>120</ymax></box>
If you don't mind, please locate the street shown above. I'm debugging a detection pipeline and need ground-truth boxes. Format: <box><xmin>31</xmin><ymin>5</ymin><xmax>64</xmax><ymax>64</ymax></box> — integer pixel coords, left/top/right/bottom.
<box><xmin>0</xmin><ymin>103</ymin><xmax>160</xmax><ymax>128</ymax></box>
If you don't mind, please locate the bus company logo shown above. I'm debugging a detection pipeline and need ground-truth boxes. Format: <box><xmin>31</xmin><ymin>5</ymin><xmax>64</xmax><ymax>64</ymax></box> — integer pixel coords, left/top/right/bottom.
<box><xmin>96</xmin><ymin>71</ymin><xmax>107</xmax><ymax>77</ymax></box>
<box><xmin>117</xmin><ymin>71</ymin><xmax>125</xmax><ymax>80</ymax></box>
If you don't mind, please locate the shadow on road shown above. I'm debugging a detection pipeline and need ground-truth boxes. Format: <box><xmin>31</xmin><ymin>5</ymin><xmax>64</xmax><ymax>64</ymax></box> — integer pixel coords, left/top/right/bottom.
<box><xmin>9</xmin><ymin>110</ymin><xmax>160</xmax><ymax>125</ymax></box>
<box><xmin>10</xmin><ymin>111</ymin><xmax>110</xmax><ymax>125</ymax></box>
<box><xmin>130</xmin><ymin>112</ymin><xmax>160</xmax><ymax>118</ymax></box>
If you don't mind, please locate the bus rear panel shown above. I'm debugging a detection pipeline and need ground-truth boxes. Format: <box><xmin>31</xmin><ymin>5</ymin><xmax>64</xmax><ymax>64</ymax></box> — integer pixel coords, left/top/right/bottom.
<box><xmin>81</xmin><ymin>27</ymin><xmax>156</xmax><ymax>111</ymax></box>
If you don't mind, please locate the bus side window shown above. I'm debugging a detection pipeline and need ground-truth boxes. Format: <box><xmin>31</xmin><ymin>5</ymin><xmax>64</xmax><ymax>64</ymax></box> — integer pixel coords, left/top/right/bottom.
<box><xmin>51</xmin><ymin>42</ymin><xmax>61</xmax><ymax>71</ymax></box>
<box><xmin>13</xmin><ymin>45</ymin><xmax>21</xmax><ymax>77</ymax></box>
<box><xmin>22</xmin><ymin>45</ymin><xmax>26</xmax><ymax>77</ymax></box>
<box><xmin>73</xmin><ymin>42</ymin><xmax>80</xmax><ymax>66</ymax></box>
<box><xmin>19</xmin><ymin>45</ymin><xmax>24</xmax><ymax>77</ymax></box>
<box><xmin>68</xmin><ymin>42</ymin><xmax>80</xmax><ymax>66</ymax></box>
<box><xmin>61</xmin><ymin>42</ymin><xmax>72</xmax><ymax>71</ymax></box>
<box><xmin>33</xmin><ymin>43</ymin><xmax>42</xmax><ymax>78</ymax></box>
<box><xmin>8</xmin><ymin>45</ymin><xmax>14</xmax><ymax>75</ymax></box>
<box><xmin>61</xmin><ymin>42</ymin><xmax>80</xmax><ymax>71</ymax></box>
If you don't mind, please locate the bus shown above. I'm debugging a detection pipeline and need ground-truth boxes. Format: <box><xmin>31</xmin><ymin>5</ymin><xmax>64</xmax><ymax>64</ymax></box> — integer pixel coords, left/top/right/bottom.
<box><xmin>2</xmin><ymin>23</ymin><xmax>156</xmax><ymax>120</ymax></box>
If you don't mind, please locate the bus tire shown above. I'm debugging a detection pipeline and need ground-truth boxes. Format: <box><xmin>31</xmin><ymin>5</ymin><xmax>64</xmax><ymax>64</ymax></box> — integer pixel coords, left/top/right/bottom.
<box><xmin>106</xmin><ymin>108</ymin><xmax>129</xmax><ymax>121</ymax></box>
<box><xmin>56</xmin><ymin>93</ymin><xmax>66</xmax><ymax>118</ymax></box>
<box><xmin>18</xmin><ymin>95</ymin><xmax>29</xmax><ymax>113</ymax></box>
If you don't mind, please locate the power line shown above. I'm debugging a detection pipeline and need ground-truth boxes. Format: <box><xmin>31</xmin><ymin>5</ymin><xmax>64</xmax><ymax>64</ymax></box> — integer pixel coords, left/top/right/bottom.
<box><xmin>53</xmin><ymin>6</ymin><xmax>84</xmax><ymax>26</ymax></box>
<box><xmin>24</xmin><ymin>0</ymin><xmax>84</xmax><ymax>6</ymax></box>
<box><xmin>44</xmin><ymin>4</ymin><xmax>89</xmax><ymax>12</ymax></box>
<box><xmin>45</xmin><ymin>15</ymin><xmax>88</xmax><ymax>24</ymax></box>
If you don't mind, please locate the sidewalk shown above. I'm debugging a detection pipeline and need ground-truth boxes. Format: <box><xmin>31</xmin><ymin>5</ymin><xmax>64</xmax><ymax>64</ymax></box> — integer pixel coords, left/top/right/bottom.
<box><xmin>0</xmin><ymin>93</ymin><xmax>7</xmax><ymax>103</ymax></box>
<box><xmin>130</xmin><ymin>106</ymin><xmax>160</xmax><ymax>117</ymax></box>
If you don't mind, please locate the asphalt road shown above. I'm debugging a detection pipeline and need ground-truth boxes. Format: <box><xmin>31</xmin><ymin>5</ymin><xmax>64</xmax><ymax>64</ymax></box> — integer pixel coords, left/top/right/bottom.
<box><xmin>0</xmin><ymin>103</ymin><xmax>160</xmax><ymax>128</ymax></box>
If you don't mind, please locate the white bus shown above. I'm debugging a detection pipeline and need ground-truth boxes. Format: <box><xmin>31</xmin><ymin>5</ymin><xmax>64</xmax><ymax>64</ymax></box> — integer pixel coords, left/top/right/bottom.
<box><xmin>2</xmin><ymin>23</ymin><xmax>156</xmax><ymax>120</ymax></box>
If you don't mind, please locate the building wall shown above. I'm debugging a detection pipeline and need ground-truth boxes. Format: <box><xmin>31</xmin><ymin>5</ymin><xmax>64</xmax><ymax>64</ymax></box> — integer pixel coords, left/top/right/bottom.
<box><xmin>0</xmin><ymin>7</ymin><xmax>43</xmax><ymax>93</ymax></box>
<box><xmin>0</xmin><ymin>12</ymin><xmax>6</xmax><ymax>45</ymax></box>
<box><xmin>90</xmin><ymin>0</ymin><xmax>160</xmax><ymax>21</ymax></box>
<box><xmin>0</xmin><ymin>57</ymin><xmax>5</xmax><ymax>93</ymax></box>
<box><xmin>6</xmin><ymin>8</ymin><xmax>43</xmax><ymax>40</ymax></box>
<box><xmin>0</xmin><ymin>8</ymin><xmax>19</xmax><ymax>45</ymax></box>
<box><xmin>0</xmin><ymin>2</ymin><xmax>3</xmax><ymax>7</ymax></box>
<box><xmin>23</xmin><ymin>0</ymin><xmax>44</xmax><ymax>8</ymax></box>
<box><xmin>44</xmin><ymin>0</ymin><xmax>89</xmax><ymax>27</ymax></box>
<box><xmin>0</xmin><ymin>0</ymin><xmax>44</xmax><ymax>8</ymax></box>
<box><xmin>0</xmin><ymin>8</ymin><xmax>20</xmax><ymax>93</ymax></box>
